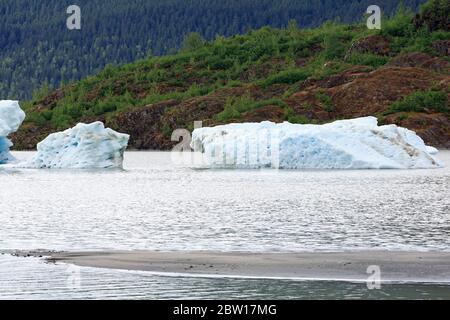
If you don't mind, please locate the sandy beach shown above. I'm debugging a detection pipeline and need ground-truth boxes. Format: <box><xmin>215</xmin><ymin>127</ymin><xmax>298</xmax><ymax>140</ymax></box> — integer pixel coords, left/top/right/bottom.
<box><xmin>8</xmin><ymin>250</ymin><xmax>450</xmax><ymax>283</ymax></box>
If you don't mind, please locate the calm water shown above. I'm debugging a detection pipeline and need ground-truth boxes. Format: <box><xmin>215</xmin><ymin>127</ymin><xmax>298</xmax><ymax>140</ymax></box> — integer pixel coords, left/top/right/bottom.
<box><xmin>1</xmin><ymin>255</ymin><xmax>450</xmax><ymax>300</ymax></box>
<box><xmin>1</xmin><ymin>151</ymin><xmax>449</xmax><ymax>299</ymax></box>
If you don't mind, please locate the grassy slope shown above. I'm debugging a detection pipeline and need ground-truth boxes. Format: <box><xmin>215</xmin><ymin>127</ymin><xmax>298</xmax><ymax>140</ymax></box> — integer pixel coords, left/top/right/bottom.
<box><xmin>15</xmin><ymin>4</ymin><xmax>450</xmax><ymax>149</ymax></box>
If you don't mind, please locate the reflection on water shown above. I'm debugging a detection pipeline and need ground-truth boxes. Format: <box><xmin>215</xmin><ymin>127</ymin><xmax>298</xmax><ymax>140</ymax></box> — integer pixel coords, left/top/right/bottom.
<box><xmin>0</xmin><ymin>151</ymin><xmax>449</xmax><ymax>299</ymax></box>
<box><xmin>1</xmin><ymin>151</ymin><xmax>449</xmax><ymax>252</ymax></box>
<box><xmin>1</xmin><ymin>255</ymin><xmax>449</xmax><ymax>300</ymax></box>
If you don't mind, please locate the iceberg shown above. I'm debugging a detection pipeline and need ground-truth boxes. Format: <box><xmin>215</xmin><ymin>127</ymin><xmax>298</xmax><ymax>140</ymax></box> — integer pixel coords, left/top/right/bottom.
<box><xmin>22</xmin><ymin>122</ymin><xmax>129</xmax><ymax>169</ymax></box>
<box><xmin>190</xmin><ymin>117</ymin><xmax>442</xmax><ymax>169</ymax></box>
<box><xmin>0</xmin><ymin>100</ymin><xmax>26</xmax><ymax>164</ymax></box>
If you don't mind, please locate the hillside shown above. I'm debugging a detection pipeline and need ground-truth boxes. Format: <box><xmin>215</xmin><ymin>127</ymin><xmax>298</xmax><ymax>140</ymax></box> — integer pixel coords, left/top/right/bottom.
<box><xmin>1</xmin><ymin>0</ymin><xmax>427</xmax><ymax>99</ymax></box>
<box><xmin>12</xmin><ymin>0</ymin><xmax>450</xmax><ymax>150</ymax></box>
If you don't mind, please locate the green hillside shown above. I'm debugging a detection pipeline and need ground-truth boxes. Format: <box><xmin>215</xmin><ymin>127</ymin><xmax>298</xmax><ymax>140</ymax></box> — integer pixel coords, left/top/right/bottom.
<box><xmin>1</xmin><ymin>0</ymin><xmax>427</xmax><ymax>99</ymax></box>
<box><xmin>13</xmin><ymin>0</ymin><xmax>450</xmax><ymax>149</ymax></box>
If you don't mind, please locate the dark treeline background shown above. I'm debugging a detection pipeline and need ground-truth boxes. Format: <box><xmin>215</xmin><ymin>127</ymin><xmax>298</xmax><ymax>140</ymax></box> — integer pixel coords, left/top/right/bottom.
<box><xmin>0</xmin><ymin>0</ymin><xmax>427</xmax><ymax>99</ymax></box>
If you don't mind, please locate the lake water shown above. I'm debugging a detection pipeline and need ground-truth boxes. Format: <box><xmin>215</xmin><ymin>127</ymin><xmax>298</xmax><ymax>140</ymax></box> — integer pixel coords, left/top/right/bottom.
<box><xmin>0</xmin><ymin>151</ymin><xmax>449</xmax><ymax>299</ymax></box>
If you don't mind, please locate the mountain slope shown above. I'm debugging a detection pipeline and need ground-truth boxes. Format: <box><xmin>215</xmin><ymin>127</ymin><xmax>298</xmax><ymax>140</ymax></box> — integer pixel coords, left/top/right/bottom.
<box><xmin>12</xmin><ymin>0</ymin><xmax>450</xmax><ymax>149</ymax></box>
<box><xmin>1</xmin><ymin>0</ymin><xmax>427</xmax><ymax>99</ymax></box>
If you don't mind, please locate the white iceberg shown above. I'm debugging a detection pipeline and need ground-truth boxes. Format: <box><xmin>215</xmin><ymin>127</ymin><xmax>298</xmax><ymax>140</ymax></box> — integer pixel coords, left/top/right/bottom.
<box><xmin>190</xmin><ymin>117</ymin><xmax>442</xmax><ymax>169</ymax></box>
<box><xmin>0</xmin><ymin>100</ymin><xmax>26</xmax><ymax>164</ymax></box>
<box><xmin>22</xmin><ymin>122</ymin><xmax>129</xmax><ymax>169</ymax></box>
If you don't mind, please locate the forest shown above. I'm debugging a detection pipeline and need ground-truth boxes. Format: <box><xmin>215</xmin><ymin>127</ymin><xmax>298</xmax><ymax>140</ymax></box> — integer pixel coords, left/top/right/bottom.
<box><xmin>0</xmin><ymin>0</ymin><xmax>428</xmax><ymax>99</ymax></box>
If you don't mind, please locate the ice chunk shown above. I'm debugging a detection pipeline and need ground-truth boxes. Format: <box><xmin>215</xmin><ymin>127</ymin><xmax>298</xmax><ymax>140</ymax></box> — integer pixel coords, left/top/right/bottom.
<box><xmin>0</xmin><ymin>100</ymin><xmax>26</xmax><ymax>164</ymax></box>
<box><xmin>0</xmin><ymin>138</ymin><xmax>14</xmax><ymax>164</ymax></box>
<box><xmin>0</xmin><ymin>100</ymin><xmax>25</xmax><ymax>137</ymax></box>
<box><xmin>190</xmin><ymin>117</ymin><xmax>442</xmax><ymax>169</ymax></box>
<box><xmin>22</xmin><ymin>122</ymin><xmax>129</xmax><ymax>169</ymax></box>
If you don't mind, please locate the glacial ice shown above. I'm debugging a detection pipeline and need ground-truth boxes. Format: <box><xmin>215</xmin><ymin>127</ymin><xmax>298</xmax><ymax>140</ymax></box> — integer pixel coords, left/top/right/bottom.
<box><xmin>22</xmin><ymin>122</ymin><xmax>129</xmax><ymax>169</ymax></box>
<box><xmin>0</xmin><ymin>100</ymin><xmax>26</xmax><ymax>164</ymax></box>
<box><xmin>190</xmin><ymin>117</ymin><xmax>442</xmax><ymax>169</ymax></box>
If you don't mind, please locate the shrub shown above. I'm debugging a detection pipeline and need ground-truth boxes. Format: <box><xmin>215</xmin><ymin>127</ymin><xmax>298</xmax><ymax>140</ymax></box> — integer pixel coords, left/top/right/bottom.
<box><xmin>31</xmin><ymin>83</ymin><xmax>51</xmax><ymax>101</ymax></box>
<box><xmin>66</xmin><ymin>105</ymin><xmax>83</xmax><ymax>118</ymax></box>
<box><xmin>382</xmin><ymin>5</ymin><xmax>415</xmax><ymax>37</ymax></box>
<box><xmin>302</xmin><ymin>56</ymin><xmax>349</xmax><ymax>81</ymax></box>
<box><xmin>252</xmin><ymin>98</ymin><xmax>287</xmax><ymax>109</ymax></box>
<box><xmin>314</xmin><ymin>91</ymin><xmax>334</xmax><ymax>112</ymax></box>
<box><xmin>347</xmin><ymin>53</ymin><xmax>389</xmax><ymax>68</ymax></box>
<box><xmin>216</xmin><ymin>97</ymin><xmax>241</xmax><ymax>121</ymax></box>
<box><xmin>90</xmin><ymin>91</ymin><xmax>137</xmax><ymax>115</ymax></box>
<box><xmin>396</xmin><ymin>114</ymin><xmax>409</xmax><ymax>121</ymax></box>
<box><xmin>100</xmin><ymin>64</ymin><xmax>118</xmax><ymax>79</ymax></box>
<box><xmin>226</xmin><ymin>80</ymin><xmax>242</xmax><ymax>88</ymax></box>
<box><xmin>206</xmin><ymin>56</ymin><xmax>234</xmax><ymax>70</ymax></box>
<box><xmin>161</xmin><ymin>124</ymin><xmax>173</xmax><ymax>138</ymax></box>
<box><xmin>41</xmin><ymin>110</ymin><xmax>53</xmax><ymax>121</ymax></box>
<box><xmin>181</xmin><ymin>32</ymin><xmax>205</xmax><ymax>52</ymax></box>
<box><xmin>94</xmin><ymin>99</ymin><xmax>117</xmax><ymax>115</ymax></box>
<box><xmin>283</xmin><ymin>107</ymin><xmax>309</xmax><ymax>124</ymax></box>
<box><xmin>185</xmin><ymin>84</ymin><xmax>213</xmax><ymax>97</ymax></box>
<box><xmin>50</xmin><ymin>113</ymin><xmax>73</xmax><ymax>130</ymax></box>
<box><xmin>140</xmin><ymin>91</ymin><xmax>185</xmax><ymax>106</ymax></box>
<box><xmin>416</xmin><ymin>0</ymin><xmax>450</xmax><ymax>32</ymax></box>
<box><xmin>322</xmin><ymin>33</ymin><xmax>346</xmax><ymax>60</ymax></box>
<box><xmin>24</xmin><ymin>111</ymin><xmax>47</xmax><ymax>126</ymax></box>
<box><xmin>216</xmin><ymin>96</ymin><xmax>291</xmax><ymax>122</ymax></box>
<box><xmin>262</xmin><ymin>69</ymin><xmax>309</xmax><ymax>87</ymax></box>
<box><xmin>385</xmin><ymin>90</ymin><xmax>448</xmax><ymax>114</ymax></box>
<box><xmin>233</xmin><ymin>95</ymin><xmax>256</xmax><ymax>113</ymax></box>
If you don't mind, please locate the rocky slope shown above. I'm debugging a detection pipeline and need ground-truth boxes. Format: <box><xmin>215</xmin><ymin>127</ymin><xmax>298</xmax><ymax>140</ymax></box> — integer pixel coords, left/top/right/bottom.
<box><xmin>11</xmin><ymin>1</ymin><xmax>450</xmax><ymax>150</ymax></box>
<box><xmin>13</xmin><ymin>53</ymin><xmax>450</xmax><ymax>149</ymax></box>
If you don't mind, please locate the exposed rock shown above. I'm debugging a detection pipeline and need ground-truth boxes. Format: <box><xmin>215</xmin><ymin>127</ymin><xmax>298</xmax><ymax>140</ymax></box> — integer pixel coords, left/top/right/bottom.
<box><xmin>109</xmin><ymin>65</ymin><xmax>449</xmax><ymax>150</ymax></box>
<box><xmin>300</xmin><ymin>66</ymin><xmax>370</xmax><ymax>90</ymax></box>
<box><xmin>239</xmin><ymin>105</ymin><xmax>286</xmax><ymax>123</ymax></box>
<box><xmin>309</xmin><ymin>42</ymin><xmax>323</xmax><ymax>54</ymax></box>
<box><xmin>239</xmin><ymin>59</ymin><xmax>287</xmax><ymax>82</ymax></box>
<box><xmin>295</xmin><ymin>58</ymin><xmax>308</xmax><ymax>68</ymax></box>
<box><xmin>432</xmin><ymin>40</ymin><xmax>450</xmax><ymax>57</ymax></box>
<box><xmin>11</xmin><ymin>64</ymin><xmax>450</xmax><ymax>151</ymax></box>
<box><xmin>33</xmin><ymin>88</ymin><xmax>66</xmax><ymax>112</ymax></box>
<box><xmin>9</xmin><ymin>123</ymin><xmax>53</xmax><ymax>150</ymax></box>
<box><xmin>385</xmin><ymin>113</ymin><xmax>450</xmax><ymax>149</ymax></box>
<box><xmin>412</xmin><ymin>3</ymin><xmax>449</xmax><ymax>32</ymax></box>
<box><xmin>111</xmin><ymin>100</ymin><xmax>179</xmax><ymax>150</ymax></box>
<box><xmin>329</xmin><ymin>67</ymin><xmax>447</xmax><ymax>116</ymax></box>
<box><xmin>388</xmin><ymin>52</ymin><xmax>450</xmax><ymax>73</ymax></box>
<box><xmin>346</xmin><ymin>35</ymin><xmax>390</xmax><ymax>57</ymax></box>
<box><xmin>288</xmin><ymin>67</ymin><xmax>446</xmax><ymax>117</ymax></box>
<box><xmin>284</xmin><ymin>65</ymin><xmax>450</xmax><ymax>148</ymax></box>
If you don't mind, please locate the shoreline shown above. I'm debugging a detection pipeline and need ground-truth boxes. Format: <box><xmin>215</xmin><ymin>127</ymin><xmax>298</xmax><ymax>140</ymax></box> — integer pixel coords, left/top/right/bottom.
<box><xmin>6</xmin><ymin>250</ymin><xmax>450</xmax><ymax>283</ymax></box>
<box><xmin>10</xmin><ymin>149</ymin><xmax>450</xmax><ymax>152</ymax></box>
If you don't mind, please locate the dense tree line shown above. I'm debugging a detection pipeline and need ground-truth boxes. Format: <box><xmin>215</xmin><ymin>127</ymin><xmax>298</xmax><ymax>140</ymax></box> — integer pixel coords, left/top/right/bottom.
<box><xmin>0</xmin><ymin>0</ymin><xmax>426</xmax><ymax>99</ymax></box>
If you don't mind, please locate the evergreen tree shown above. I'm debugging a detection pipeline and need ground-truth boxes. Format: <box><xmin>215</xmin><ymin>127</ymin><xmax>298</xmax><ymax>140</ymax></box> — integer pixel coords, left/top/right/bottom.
<box><xmin>0</xmin><ymin>0</ymin><xmax>428</xmax><ymax>99</ymax></box>
<box><xmin>181</xmin><ymin>32</ymin><xmax>206</xmax><ymax>52</ymax></box>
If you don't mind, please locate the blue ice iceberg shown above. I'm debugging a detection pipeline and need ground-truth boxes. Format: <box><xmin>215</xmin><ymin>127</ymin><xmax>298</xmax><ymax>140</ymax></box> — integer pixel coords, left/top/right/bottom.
<box><xmin>0</xmin><ymin>100</ymin><xmax>25</xmax><ymax>164</ymax></box>
<box><xmin>190</xmin><ymin>117</ymin><xmax>442</xmax><ymax>169</ymax></box>
<box><xmin>22</xmin><ymin>122</ymin><xmax>129</xmax><ymax>169</ymax></box>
